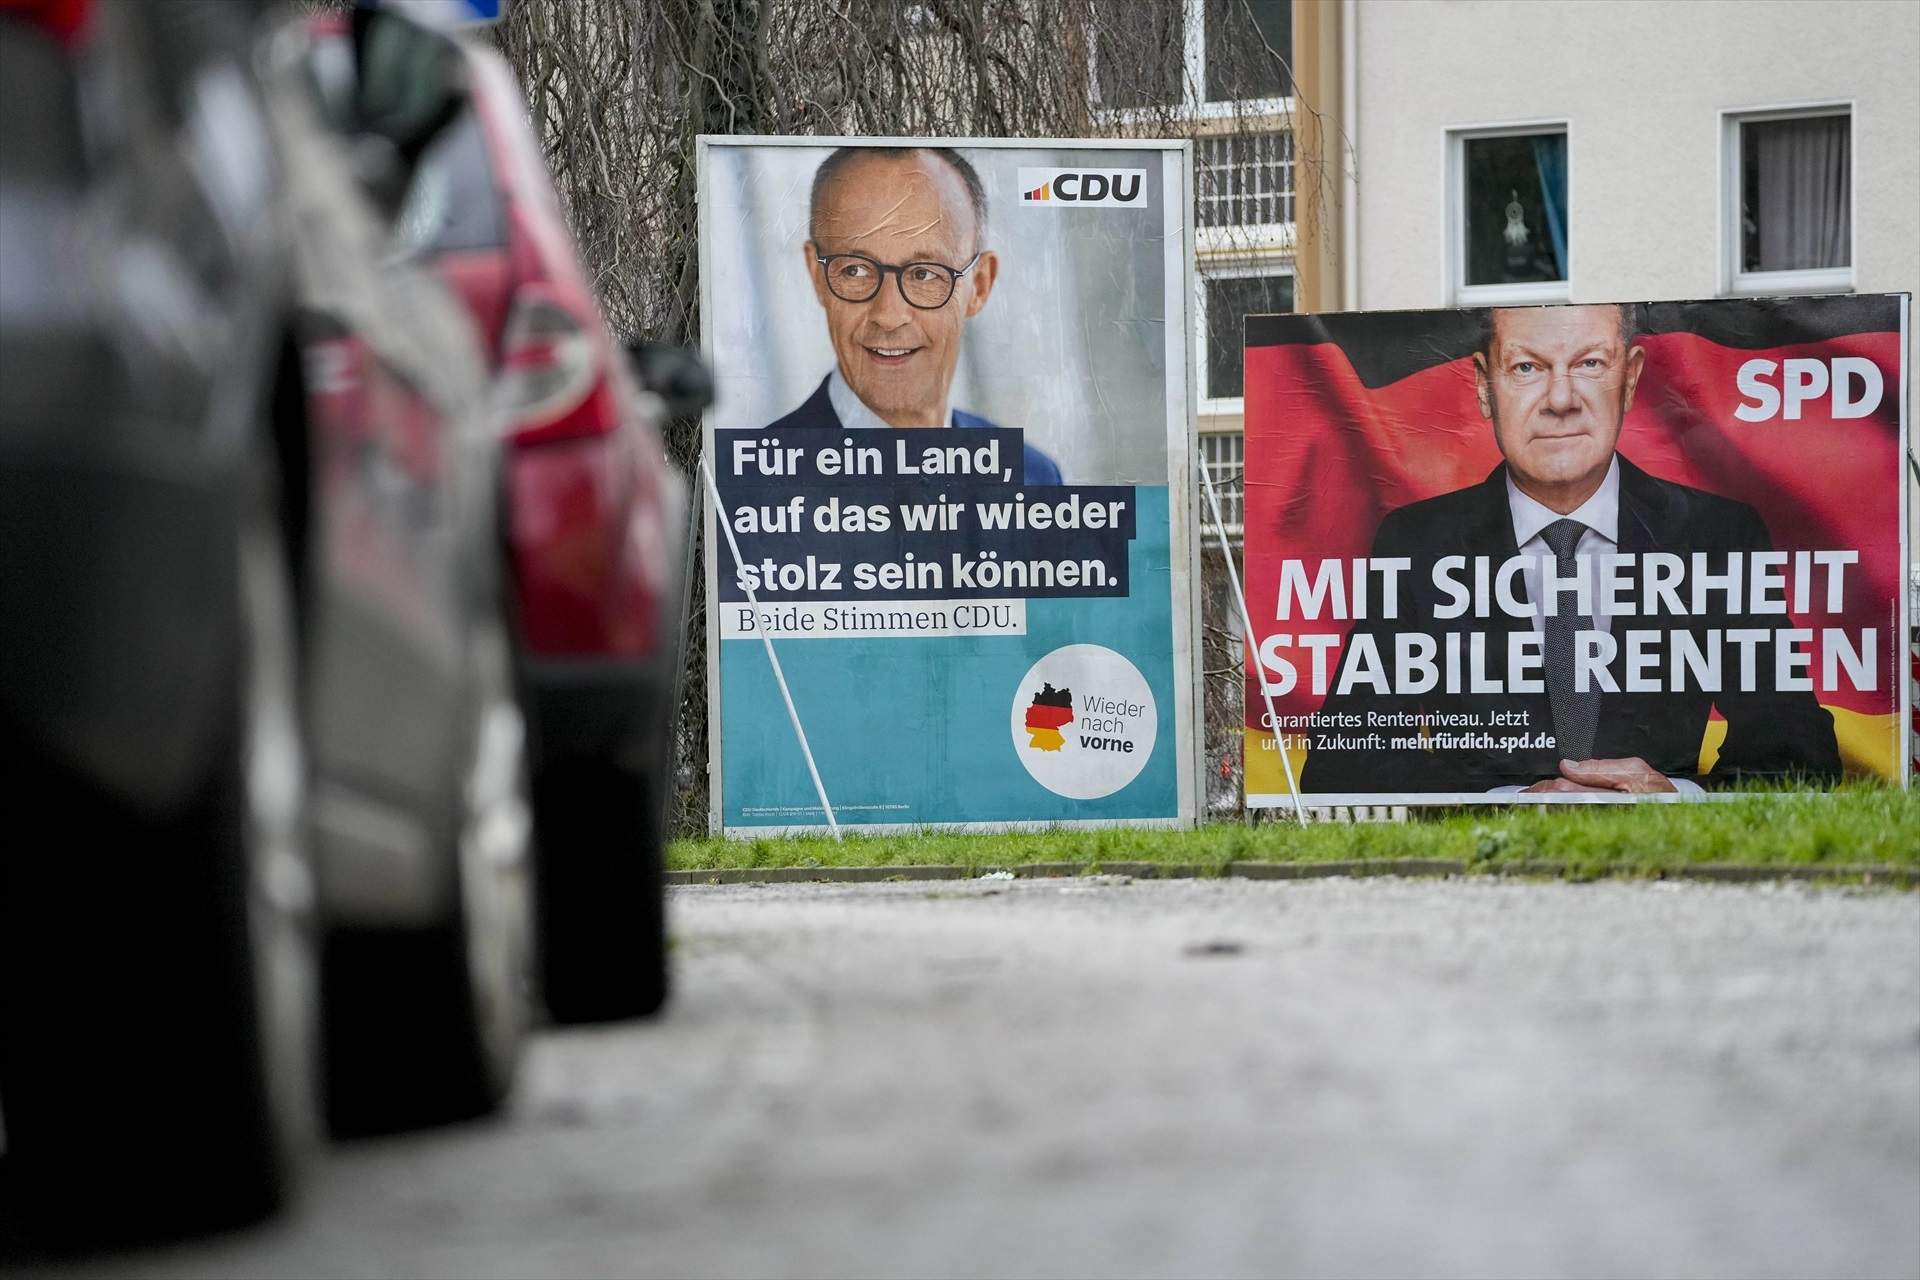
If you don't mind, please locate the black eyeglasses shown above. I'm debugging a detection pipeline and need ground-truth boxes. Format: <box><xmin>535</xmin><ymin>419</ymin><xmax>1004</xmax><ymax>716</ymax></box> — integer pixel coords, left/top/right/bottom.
<box><xmin>814</xmin><ymin>251</ymin><xmax>983</xmax><ymax>310</ymax></box>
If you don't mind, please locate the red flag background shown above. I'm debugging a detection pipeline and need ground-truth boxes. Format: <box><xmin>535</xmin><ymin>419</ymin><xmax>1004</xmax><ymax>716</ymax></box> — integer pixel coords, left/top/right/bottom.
<box><xmin>1241</xmin><ymin>297</ymin><xmax>1907</xmax><ymax>798</ymax></box>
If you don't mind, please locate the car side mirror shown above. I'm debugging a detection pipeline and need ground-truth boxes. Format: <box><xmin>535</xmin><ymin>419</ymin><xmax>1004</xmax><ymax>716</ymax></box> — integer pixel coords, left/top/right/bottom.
<box><xmin>347</xmin><ymin>7</ymin><xmax>465</xmax><ymax>215</ymax></box>
<box><xmin>627</xmin><ymin>342</ymin><xmax>714</xmax><ymax>420</ymax></box>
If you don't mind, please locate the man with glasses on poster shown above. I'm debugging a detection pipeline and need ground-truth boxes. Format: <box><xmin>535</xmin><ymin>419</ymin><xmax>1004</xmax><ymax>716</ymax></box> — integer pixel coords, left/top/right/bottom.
<box><xmin>763</xmin><ymin>145</ymin><xmax>1063</xmax><ymax>485</ymax></box>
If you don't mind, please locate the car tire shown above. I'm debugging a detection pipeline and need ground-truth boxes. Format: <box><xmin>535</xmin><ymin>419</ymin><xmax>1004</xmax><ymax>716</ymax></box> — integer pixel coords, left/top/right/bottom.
<box><xmin>0</xmin><ymin>488</ymin><xmax>320</xmax><ymax>1243</ymax></box>
<box><xmin>533</xmin><ymin>750</ymin><xmax>671</xmax><ymax>1025</ymax></box>
<box><xmin>323</xmin><ymin>624</ymin><xmax>533</xmax><ymax>1135</ymax></box>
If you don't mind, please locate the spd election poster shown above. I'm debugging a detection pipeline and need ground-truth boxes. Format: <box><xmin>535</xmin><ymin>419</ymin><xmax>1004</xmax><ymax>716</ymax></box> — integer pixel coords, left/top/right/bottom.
<box><xmin>697</xmin><ymin>137</ymin><xmax>1201</xmax><ymax>834</ymax></box>
<box><xmin>1242</xmin><ymin>296</ymin><xmax>1910</xmax><ymax>806</ymax></box>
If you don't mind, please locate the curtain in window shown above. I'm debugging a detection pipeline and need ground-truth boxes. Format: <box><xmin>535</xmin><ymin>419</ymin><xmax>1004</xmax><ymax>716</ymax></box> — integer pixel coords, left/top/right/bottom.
<box><xmin>1531</xmin><ymin>134</ymin><xmax>1568</xmax><ymax>280</ymax></box>
<box><xmin>1751</xmin><ymin>115</ymin><xmax>1850</xmax><ymax>271</ymax></box>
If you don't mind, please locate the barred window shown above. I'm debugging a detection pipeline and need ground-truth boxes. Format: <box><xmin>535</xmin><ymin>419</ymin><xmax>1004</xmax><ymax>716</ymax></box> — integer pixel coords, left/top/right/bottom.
<box><xmin>1197</xmin><ymin>131</ymin><xmax>1294</xmax><ymax>228</ymax></box>
<box><xmin>1199</xmin><ymin>431</ymin><xmax>1245</xmax><ymax>539</ymax></box>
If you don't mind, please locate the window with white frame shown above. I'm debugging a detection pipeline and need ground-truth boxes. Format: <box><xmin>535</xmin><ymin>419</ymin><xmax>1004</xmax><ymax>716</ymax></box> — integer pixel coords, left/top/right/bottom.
<box><xmin>1091</xmin><ymin>0</ymin><xmax>1183</xmax><ymax>110</ymax></box>
<box><xmin>1199</xmin><ymin>431</ymin><xmax>1245</xmax><ymax>539</ymax></box>
<box><xmin>1203</xmin><ymin>0</ymin><xmax>1291</xmax><ymax>103</ymax></box>
<box><xmin>1201</xmin><ymin>268</ymin><xmax>1295</xmax><ymax>408</ymax></box>
<box><xmin>1724</xmin><ymin>106</ymin><xmax>1852</xmax><ymax>295</ymax></box>
<box><xmin>1091</xmin><ymin>0</ymin><xmax>1293</xmax><ymax>118</ymax></box>
<box><xmin>1090</xmin><ymin>0</ymin><xmax>1297</xmax><ymax>414</ymax></box>
<box><xmin>1448</xmin><ymin>125</ymin><xmax>1569</xmax><ymax>305</ymax></box>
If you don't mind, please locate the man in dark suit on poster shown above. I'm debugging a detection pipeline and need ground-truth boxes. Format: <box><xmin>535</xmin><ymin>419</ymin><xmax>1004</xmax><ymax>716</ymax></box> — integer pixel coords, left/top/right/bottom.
<box><xmin>763</xmin><ymin>145</ymin><xmax>1062</xmax><ymax>485</ymax></box>
<box><xmin>1299</xmin><ymin>303</ymin><xmax>1840</xmax><ymax>796</ymax></box>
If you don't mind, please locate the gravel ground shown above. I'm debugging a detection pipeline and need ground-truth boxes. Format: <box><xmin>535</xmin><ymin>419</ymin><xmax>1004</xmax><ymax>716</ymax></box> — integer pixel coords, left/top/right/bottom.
<box><xmin>41</xmin><ymin>876</ymin><xmax>1920</xmax><ymax>1279</ymax></box>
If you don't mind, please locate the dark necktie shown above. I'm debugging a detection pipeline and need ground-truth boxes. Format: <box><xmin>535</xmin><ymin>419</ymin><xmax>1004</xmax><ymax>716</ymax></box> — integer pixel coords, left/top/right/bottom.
<box><xmin>1539</xmin><ymin>518</ymin><xmax>1599</xmax><ymax>761</ymax></box>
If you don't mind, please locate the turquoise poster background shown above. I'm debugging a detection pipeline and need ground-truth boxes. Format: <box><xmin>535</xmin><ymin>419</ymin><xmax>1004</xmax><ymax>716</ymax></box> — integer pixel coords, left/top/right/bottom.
<box><xmin>720</xmin><ymin>487</ymin><xmax>1177</xmax><ymax>827</ymax></box>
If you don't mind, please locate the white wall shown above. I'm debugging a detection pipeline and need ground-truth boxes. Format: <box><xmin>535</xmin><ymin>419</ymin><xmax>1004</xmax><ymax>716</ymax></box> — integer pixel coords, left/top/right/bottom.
<box><xmin>1353</xmin><ymin>0</ymin><xmax>1918</xmax><ymax>309</ymax></box>
<box><xmin>1351</xmin><ymin>0</ymin><xmax>1920</xmax><ymax>568</ymax></box>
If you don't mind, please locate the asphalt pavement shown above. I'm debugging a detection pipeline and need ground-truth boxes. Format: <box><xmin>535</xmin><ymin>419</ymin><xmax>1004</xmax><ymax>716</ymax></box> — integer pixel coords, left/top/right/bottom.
<box><xmin>27</xmin><ymin>876</ymin><xmax>1920</xmax><ymax>1279</ymax></box>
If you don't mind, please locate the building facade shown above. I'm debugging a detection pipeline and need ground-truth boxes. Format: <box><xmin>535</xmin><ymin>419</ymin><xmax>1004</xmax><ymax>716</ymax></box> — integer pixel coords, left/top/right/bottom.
<box><xmin>1180</xmin><ymin>0</ymin><xmax>1918</xmax><ymax>570</ymax></box>
<box><xmin>1343</xmin><ymin>0</ymin><xmax>1919</xmax><ymax>571</ymax></box>
<box><xmin>1089</xmin><ymin>0</ymin><xmax>1303</xmax><ymax>545</ymax></box>
<box><xmin>1349</xmin><ymin>1</ymin><xmax>1918</xmax><ymax>315</ymax></box>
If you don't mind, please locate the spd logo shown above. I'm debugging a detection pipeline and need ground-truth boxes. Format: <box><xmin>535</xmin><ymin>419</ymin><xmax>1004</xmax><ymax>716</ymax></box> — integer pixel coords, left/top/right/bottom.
<box><xmin>1017</xmin><ymin>167</ymin><xmax>1148</xmax><ymax>209</ymax></box>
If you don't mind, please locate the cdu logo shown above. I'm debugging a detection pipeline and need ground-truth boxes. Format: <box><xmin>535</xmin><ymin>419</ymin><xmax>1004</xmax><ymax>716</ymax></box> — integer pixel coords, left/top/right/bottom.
<box><xmin>1017</xmin><ymin>167</ymin><xmax>1148</xmax><ymax>209</ymax></box>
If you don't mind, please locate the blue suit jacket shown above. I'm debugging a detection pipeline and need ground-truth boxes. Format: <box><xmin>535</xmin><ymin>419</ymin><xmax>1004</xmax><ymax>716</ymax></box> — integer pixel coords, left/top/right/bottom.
<box><xmin>764</xmin><ymin>375</ymin><xmax>1062</xmax><ymax>485</ymax></box>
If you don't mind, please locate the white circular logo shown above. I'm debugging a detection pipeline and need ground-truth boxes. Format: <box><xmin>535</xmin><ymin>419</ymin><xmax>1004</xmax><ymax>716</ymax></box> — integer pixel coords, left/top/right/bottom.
<box><xmin>1010</xmin><ymin>644</ymin><xmax>1157</xmax><ymax>800</ymax></box>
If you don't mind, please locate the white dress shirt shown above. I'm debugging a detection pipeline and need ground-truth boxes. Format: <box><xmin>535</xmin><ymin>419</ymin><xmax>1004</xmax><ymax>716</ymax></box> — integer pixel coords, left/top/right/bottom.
<box><xmin>1497</xmin><ymin>457</ymin><xmax>1701</xmax><ymax>794</ymax></box>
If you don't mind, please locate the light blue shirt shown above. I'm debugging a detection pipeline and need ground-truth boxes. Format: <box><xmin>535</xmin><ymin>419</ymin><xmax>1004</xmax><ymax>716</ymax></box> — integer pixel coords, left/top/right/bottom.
<box><xmin>1507</xmin><ymin>455</ymin><xmax>1621</xmax><ymax>639</ymax></box>
<box><xmin>827</xmin><ymin>368</ymin><xmax>949</xmax><ymax>430</ymax></box>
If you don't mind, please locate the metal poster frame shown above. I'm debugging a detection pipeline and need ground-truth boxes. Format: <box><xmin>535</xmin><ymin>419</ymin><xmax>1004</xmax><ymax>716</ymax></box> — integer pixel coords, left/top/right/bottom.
<box><xmin>1239</xmin><ymin>293</ymin><xmax>1913</xmax><ymax>808</ymax></box>
<box><xmin>696</xmin><ymin>135</ymin><xmax>1202</xmax><ymax>836</ymax></box>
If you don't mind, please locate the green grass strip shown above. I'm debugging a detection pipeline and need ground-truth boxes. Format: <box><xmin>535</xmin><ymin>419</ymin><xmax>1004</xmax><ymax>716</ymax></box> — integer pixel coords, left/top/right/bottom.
<box><xmin>668</xmin><ymin>782</ymin><xmax>1918</xmax><ymax>878</ymax></box>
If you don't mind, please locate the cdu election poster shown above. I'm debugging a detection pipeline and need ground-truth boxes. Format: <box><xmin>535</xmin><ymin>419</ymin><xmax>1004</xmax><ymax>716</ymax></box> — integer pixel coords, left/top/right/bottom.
<box><xmin>697</xmin><ymin>137</ymin><xmax>1201</xmax><ymax>834</ymax></box>
<box><xmin>1242</xmin><ymin>296</ymin><xmax>1911</xmax><ymax>806</ymax></box>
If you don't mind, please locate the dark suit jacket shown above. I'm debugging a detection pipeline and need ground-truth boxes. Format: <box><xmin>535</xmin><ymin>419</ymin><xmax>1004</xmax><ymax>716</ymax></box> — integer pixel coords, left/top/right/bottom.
<box><xmin>1297</xmin><ymin>457</ymin><xmax>1840</xmax><ymax>794</ymax></box>
<box><xmin>766</xmin><ymin>375</ymin><xmax>1063</xmax><ymax>485</ymax></box>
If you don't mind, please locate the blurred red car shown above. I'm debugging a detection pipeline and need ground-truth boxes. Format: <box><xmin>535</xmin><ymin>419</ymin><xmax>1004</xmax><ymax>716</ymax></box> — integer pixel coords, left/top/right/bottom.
<box><xmin>386</xmin><ymin>40</ymin><xmax>694</xmax><ymax>1022</ymax></box>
